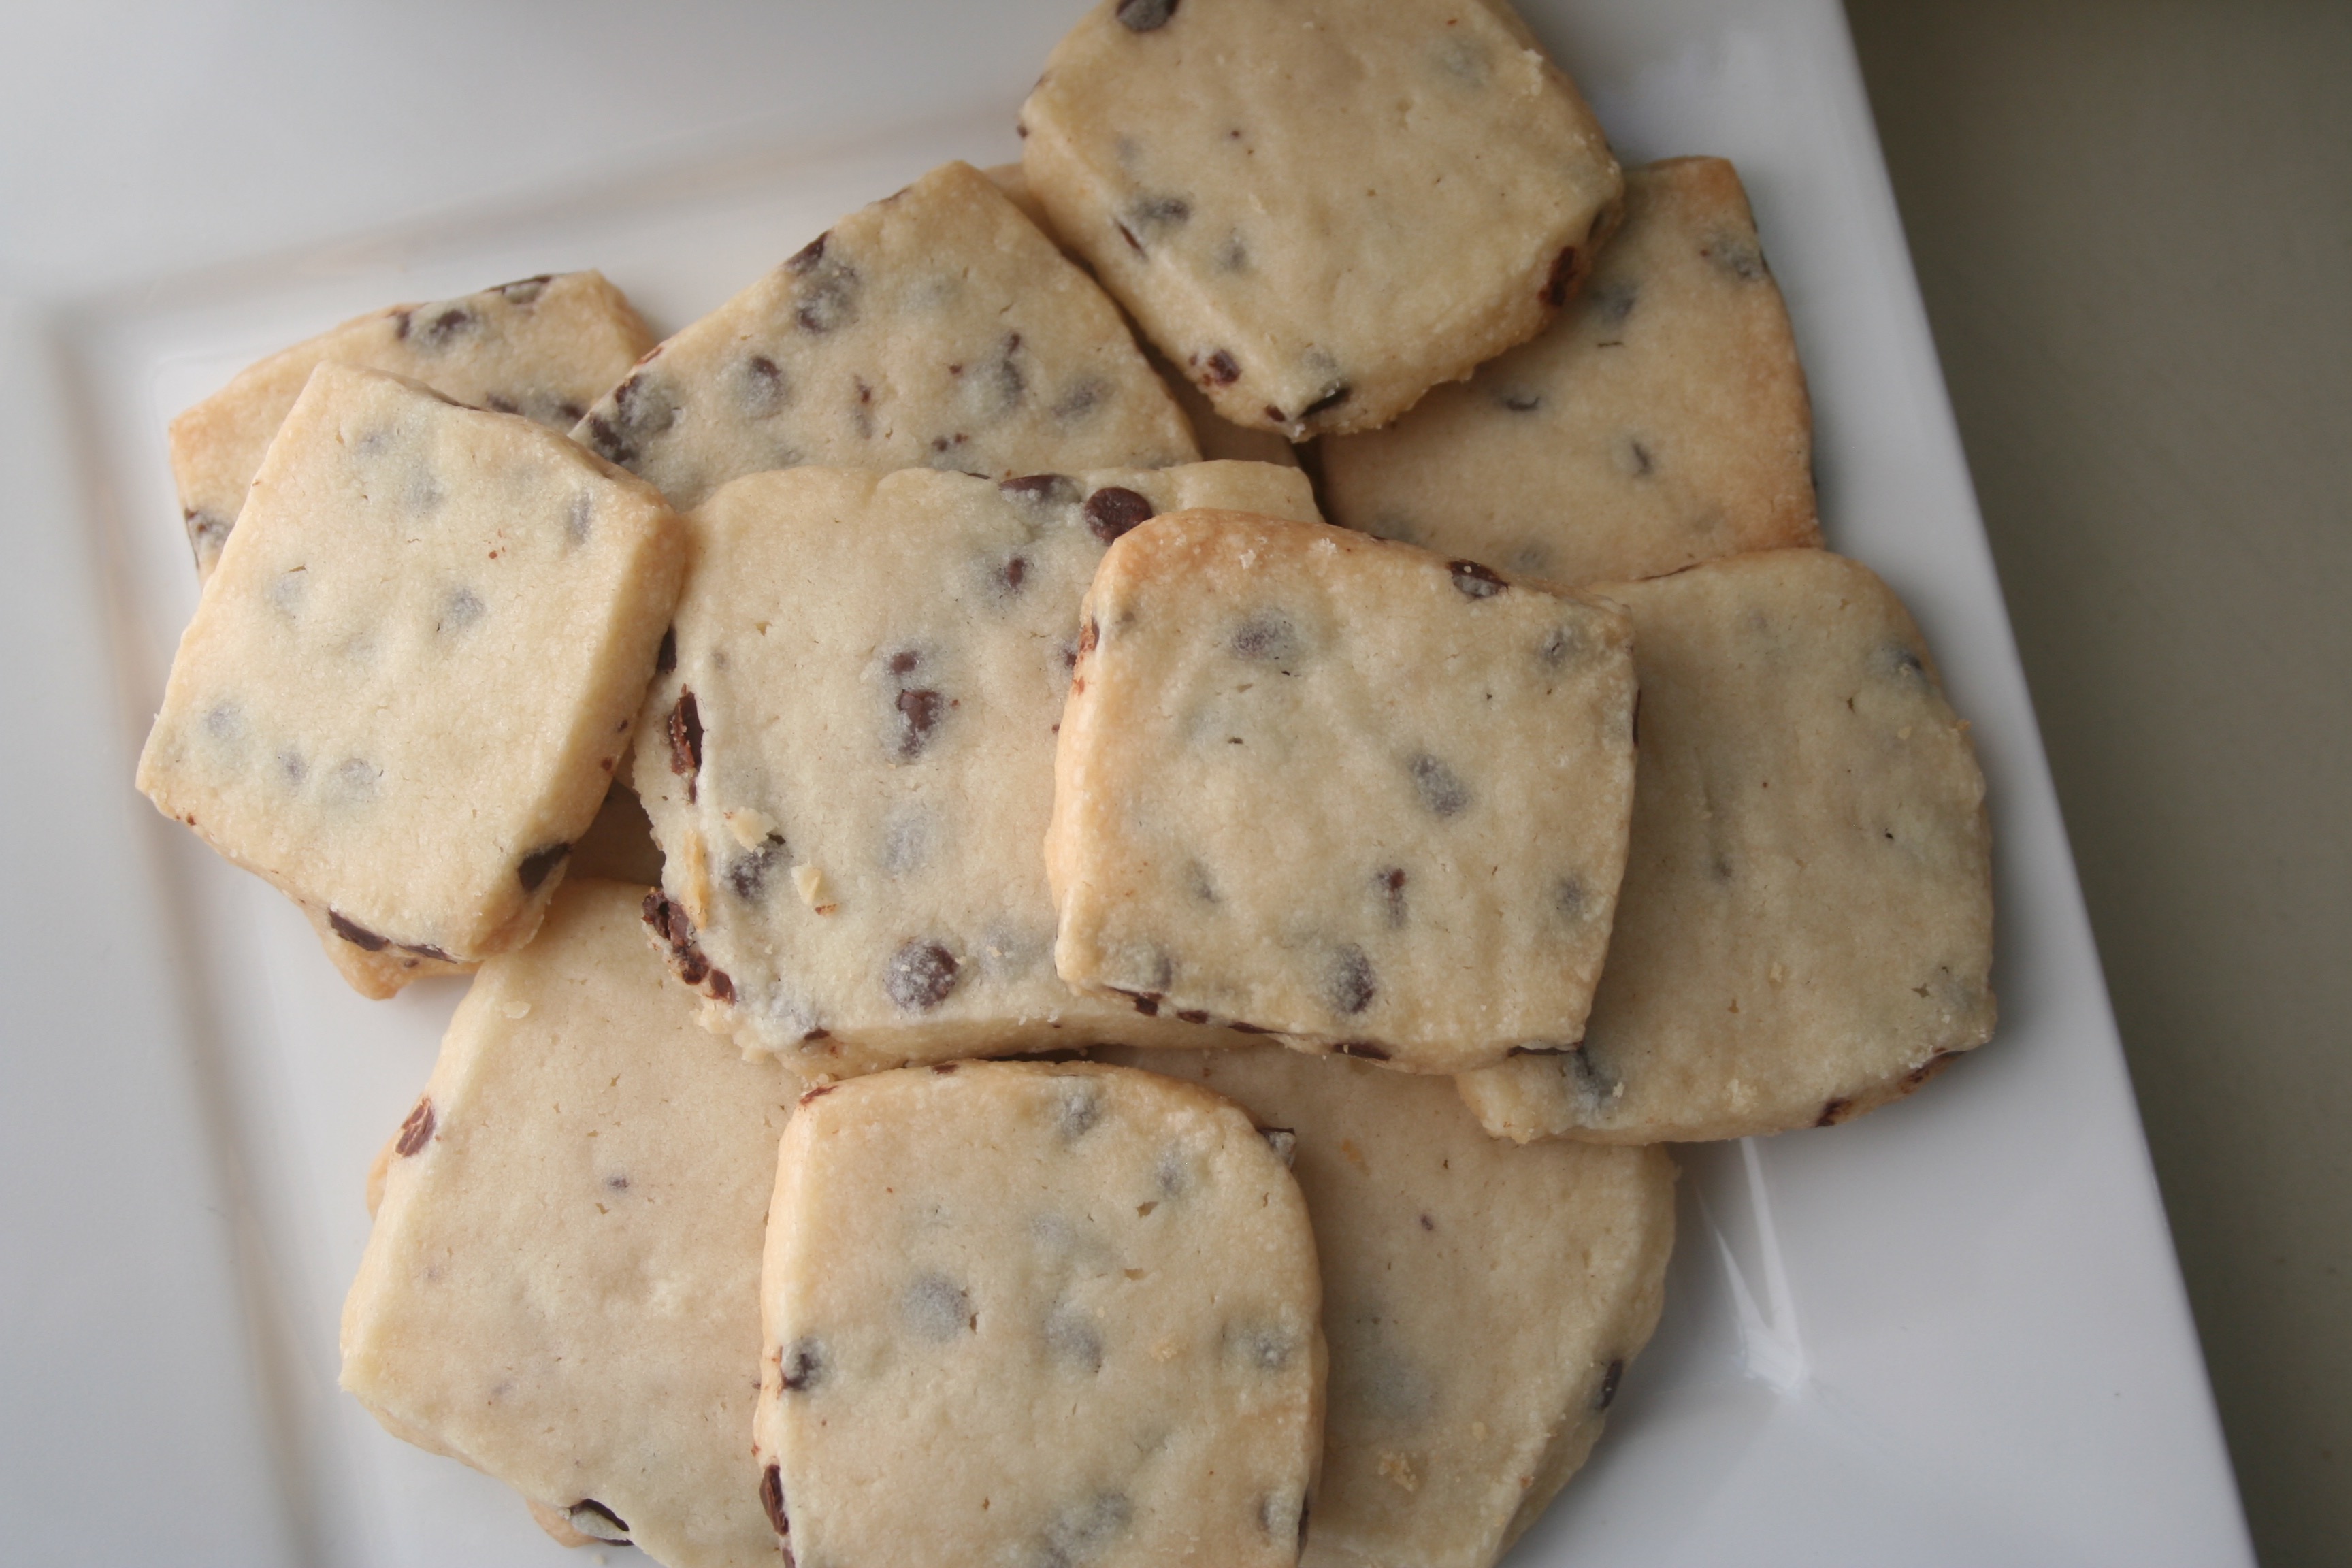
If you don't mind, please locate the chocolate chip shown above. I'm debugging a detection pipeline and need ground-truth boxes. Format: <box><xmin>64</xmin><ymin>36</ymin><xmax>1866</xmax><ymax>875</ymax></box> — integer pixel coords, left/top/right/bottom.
<box><xmin>494</xmin><ymin>274</ymin><xmax>551</xmax><ymax>306</ymax></box>
<box><xmin>397</xmin><ymin>940</ymin><xmax>454</xmax><ymax>962</ymax></box>
<box><xmin>1377</xmin><ymin>866</ymin><xmax>1408</xmax><ymax>928</ymax></box>
<box><xmin>1177</xmin><ymin>1008</ymin><xmax>1209</xmax><ymax>1024</ymax></box>
<box><xmin>1053</xmin><ymin>378</ymin><xmax>1109</xmax><ymax>424</ymax></box>
<box><xmin>667</xmin><ymin>689</ymin><xmax>702</xmax><ymax>799</ymax></box>
<box><xmin>896</xmin><ymin>688</ymin><xmax>945</xmax><ymax>759</ymax></box>
<box><xmin>1001</xmin><ymin>472</ymin><xmax>1079</xmax><ymax>508</ymax></box>
<box><xmin>1058</xmin><ymin>1079</ymin><xmax>1105</xmax><ymax>1141</ymax></box>
<box><xmin>902</xmin><ymin>1271</ymin><xmax>973</xmax><ymax>1340</ymax></box>
<box><xmin>1126</xmin><ymin>193</ymin><xmax>1191</xmax><ymax>234</ymax></box>
<box><xmin>1544</xmin><ymin>244</ymin><xmax>1583</xmax><ymax>308</ymax></box>
<box><xmin>581</xmin><ymin>370</ymin><xmax>679</xmax><ymax>468</ymax></box>
<box><xmin>786</xmin><ymin>232</ymin><xmax>830</xmax><ymax>273</ymax></box>
<box><xmin>1116</xmin><ymin>222</ymin><xmax>1145</xmax><ymax>254</ymax></box>
<box><xmin>1499</xmin><ymin>390</ymin><xmax>1544</xmax><ymax>412</ymax></box>
<box><xmin>516</xmin><ymin>843</ymin><xmax>570</xmax><ymax>893</ymax></box>
<box><xmin>886</xmin><ymin>941</ymin><xmax>959</xmax><ymax>1011</ymax></box>
<box><xmin>1082</xmin><ymin>486</ymin><xmax>1156</xmax><ymax>544</ymax></box>
<box><xmin>1203</xmin><ymin>349</ymin><xmax>1240</xmax><ymax>385</ymax></box>
<box><xmin>794</xmin><ymin>250</ymin><xmax>860</xmax><ymax>334</ymax></box>
<box><xmin>1230</xmin><ymin>611</ymin><xmax>1299</xmax><ymax>663</ymax></box>
<box><xmin>1705</xmin><ymin>233</ymin><xmax>1767</xmax><ymax>282</ymax></box>
<box><xmin>1596</xmin><ymin>1357</ymin><xmax>1625</xmax><ymax>1410</ymax></box>
<box><xmin>1078</xmin><ymin>618</ymin><xmax>1100</xmax><ymax>655</ymax></box>
<box><xmin>656</xmin><ymin>626</ymin><xmax>677</xmax><ymax>673</ymax></box>
<box><xmin>1264</xmin><ymin>404</ymin><xmax>1288</xmax><ymax>423</ymax></box>
<box><xmin>412</xmin><ymin>306</ymin><xmax>478</xmax><ymax>349</ymax></box>
<box><xmin>567</xmin><ymin>1501</ymin><xmax>629</xmax><ymax>1543</ymax></box>
<box><xmin>740</xmin><ymin>353</ymin><xmax>789</xmax><ymax>417</ymax></box>
<box><xmin>1616</xmin><ymin>436</ymin><xmax>1656</xmax><ymax>478</ymax></box>
<box><xmin>707</xmin><ymin>968</ymin><xmax>737</xmax><ymax>1002</ymax></box>
<box><xmin>1556</xmin><ymin>877</ymin><xmax>1587</xmax><ymax>920</ymax></box>
<box><xmin>329</xmin><ymin>911</ymin><xmax>389</xmax><ymax>952</ymax></box>
<box><xmin>1448</xmin><ymin>559</ymin><xmax>1506</xmax><ymax>599</ymax></box>
<box><xmin>1816</xmin><ymin>1097</ymin><xmax>1855</xmax><ymax>1127</ymax></box>
<box><xmin>1046</xmin><ymin>1306</ymin><xmax>1105</xmax><ymax>1373</ymax></box>
<box><xmin>1115</xmin><ymin>0</ymin><xmax>1178</xmax><ymax>31</ymax></box>
<box><xmin>1301</xmin><ymin>382</ymin><xmax>1352</xmax><ymax>420</ymax></box>
<box><xmin>395</xmin><ymin>1096</ymin><xmax>436</xmax><ymax>1156</ymax></box>
<box><xmin>727</xmin><ymin>834</ymin><xmax>788</xmax><ymax>900</ymax></box>
<box><xmin>966</xmin><ymin>334</ymin><xmax>1028</xmax><ymax>418</ymax></box>
<box><xmin>760</xmin><ymin>1463</ymin><xmax>790</xmax><ymax>1537</ymax></box>
<box><xmin>1115</xmin><ymin>988</ymin><xmax>1163</xmax><ymax>1018</ymax></box>
<box><xmin>997</xmin><ymin>555</ymin><xmax>1030</xmax><ymax>593</ymax></box>
<box><xmin>1409</xmin><ymin>753</ymin><xmax>1470</xmax><ymax>817</ymax></box>
<box><xmin>889</xmin><ymin>649</ymin><xmax>921</xmax><ymax>677</ymax></box>
<box><xmin>1327</xmin><ymin>945</ymin><xmax>1377</xmax><ymax>1015</ymax></box>
<box><xmin>431</xmin><ymin>587</ymin><xmax>484</xmax><ymax>636</ymax></box>
<box><xmin>643</xmin><ymin>890</ymin><xmax>712</xmax><ymax>985</ymax></box>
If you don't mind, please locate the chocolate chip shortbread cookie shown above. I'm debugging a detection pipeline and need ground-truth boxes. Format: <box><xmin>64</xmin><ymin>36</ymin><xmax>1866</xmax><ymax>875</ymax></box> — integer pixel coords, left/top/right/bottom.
<box><xmin>1456</xmin><ymin>549</ymin><xmax>1995</xmax><ymax>1143</ymax></box>
<box><xmin>342</xmin><ymin>879</ymin><xmax>798</xmax><ymax>1568</ymax></box>
<box><xmin>1322</xmin><ymin>159</ymin><xmax>1819</xmax><ymax>585</ymax></box>
<box><xmin>171</xmin><ymin>271</ymin><xmax>653</xmax><ymax>576</ymax></box>
<box><xmin>754</xmin><ymin>1061</ymin><xmax>1324</xmax><ymax>1568</ymax></box>
<box><xmin>636</xmin><ymin>462</ymin><xmax>1318</xmax><ymax>1072</ymax></box>
<box><xmin>1047</xmin><ymin>512</ymin><xmax>1638</xmax><ymax>1073</ymax></box>
<box><xmin>1102</xmin><ymin>1047</ymin><xmax>1673</xmax><ymax>1568</ymax></box>
<box><xmin>1019</xmin><ymin>0</ymin><xmax>1622</xmax><ymax>439</ymax></box>
<box><xmin>139</xmin><ymin>364</ymin><xmax>685</xmax><ymax>994</ymax></box>
<box><xmin>572</xmin><ymin>160</ymin><xmax>1198</xmax><ymax>510</ymax></box>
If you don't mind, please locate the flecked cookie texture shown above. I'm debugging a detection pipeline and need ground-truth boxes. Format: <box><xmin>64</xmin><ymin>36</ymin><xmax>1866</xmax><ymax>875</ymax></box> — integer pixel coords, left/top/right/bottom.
<box><xmin>1020</xmin><ymin>0</ymin><xmax>1622</xmax><ymax>440</ymax></box>
<box><xmin>1322</xmin><ymin>158</ymin><xmax>1818</xmax><ymax>586</ymax></box>
<box><xmin>755</xmin><ymin>1061</ymin><xmax>1324</xmax><ymax>1568</ymax></box>
<box><xmin>1456</xmin><ymin>549</ymin><xmax>1995</xmax><ymax>1143</ymax></box>
<box><xmin>138</xmin><ymin>364</ymin><xmax>685</xmax><ymax>994</ymax></box>
<box><xmin>572</xmin><ymin>160</ymin><xmax>1198</xmax><ymax>511</ymax></box>
<box><xmin>170</xmin><ymin>271</ymin><xmax>652</xmax><ymax>577</ymax></box>
<box><xmin>1047</xmin><ymin>512</ymin><xmax>1638</xmax><ymax>1074</ymax></box>
<box><xmin>1102</xmin><ymin>1047</ymin><xmax>1672</xmax><ymax>1568</ymax></box>
<box><xmin>636</xmin><ymin>463</ymin><xmax>1318</xmax><ymax>1073</ymax></box>
<box><xmin>342</xmin><ymin>879</ymin><xmax>797</xmax><ymax>1568</ymax></box>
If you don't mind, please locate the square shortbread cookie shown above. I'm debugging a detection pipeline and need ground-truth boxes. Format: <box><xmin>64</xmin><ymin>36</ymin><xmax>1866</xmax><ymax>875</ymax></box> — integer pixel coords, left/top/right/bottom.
<box><xmin>342</xmin><ymin>879</ymin><xmax>796</xmax><ymax>1568</ymax></box>
<box><xmin>1047</xmin><ymin>512</ymin><xmax>1638</xmax><ymax>1073</ymax></box>
<box><xmin>1321</xmin><ymin>158</ymin><xmax>1820</xmax><ymax>585</ymax></box>
<box><xmin>572</xmin><ymin>161</ymin><xmax>1199</xmax><ymax>511</ymax></box>
<box><xmin>172</xmin><ymin>271</ymin><xmax>653</xmax><ymax>576</ymax></box>
<box><xmin>1455</xmin><ymin>549</ymin><xmax>1995</xmax><ymax>1143</ymax></box>
<box><xmin>1102</xmin><ymin>1047</ymin><xmax>1673</xmax><ymax>1568</ymax></box>
<box><xmin>138</xmin><ymin>364</ymin><xmax>685</xmax><ymax>990</ymax></box>
<box><xmin>753</xmin><ymin>1061</ymin><xmax>1324</xmax><ymax>1568</ymax></box>
<box><xmin>1019</xmin><ymin>0</ymin><xmax>1622</xmax><ymax>439</ymax></box>
<box><xmin>636</xmin><ymin>461</ymin><xmax>1319</xmax><ymax>1072</ymax></box>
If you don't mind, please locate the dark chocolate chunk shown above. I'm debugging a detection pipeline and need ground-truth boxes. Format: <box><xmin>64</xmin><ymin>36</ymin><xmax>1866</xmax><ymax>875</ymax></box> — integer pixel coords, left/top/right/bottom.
<box><xmin>1229</xmin><ymin>611</ymin><xmax>1299</xmax><ymax>664</ymax></box>
<box><xmin>1409</xmin><ymin>753</ymin><xmax>1471</xmax><ymax>817</ymax></box>
<box><xmin>493</xmin><ymin>274</ymin><xmax>552</xmax><ymax>306</ymax></box>
<box><xmin>1177</xmin><ymin>1008</ymin><xmax>1210</xmax><ymax>1025</ymax></box>
<box><xmin>515</xmin><ymin>842</ymin><xmax>571</xmax><ymax>893</ymax></box>
<box><xmin>329</xmin><ymin>911</ymin><xmax>390</xmax><ymax>952</ymax></box>
<box><xmin>1543</xmin><ymin>244</ymin><xmax>1583</xmax><ymax>308</ymax></box>
<box><xmin>1377</xmin><ymin>866</ymin><xmax>1409</xmax><ymax>928</ymax></box>
<box><xmin>740</xmin><ymin>353</ymin><xmax>789</xmax><ymax>417</ymax></box>
<box><xmin>1126</xmin><ymin>193</ymin><xmax>1192</xmax><ymax>235</ymax></box>
<box><xmin>1053</xmin><ymin>378</ymin><xmax>1109</xmax><ymax>424</ymax></box>
<box><xmin>1078</xmin><ymin>618</ymin><xmax>1100</xmax><ymax>655</ymax></box>
<box><xmin>902</xmin><ymin>1271</ymin><xmax>973</xmax><ymax>1340</ymax></box>
<box><xmin>1203</xmin><ymin>349</ymin><xmax>1241</xmax><ymax>385</ymax></box>
<box><xmin>412</xmin><ymin>306</ymin><xmax>477</xmax><ymax>350</ymax></box>
<box><xmin>1115</xmin><ymin>988</ymin><xmax>1164</xmax><ymax>1018</ymax></box>
<box><xmin>1555</xmin><ymin>877</ymin><xmax>1587</xmax><ymax>920</ymax></box>
<box><xmin>667</xmin><ymin>689</ymin><xmax>703</xmax><ymax>798</ymax></box>
<box><xmin>885</xmin><ymin>941</ymin><xmax>960</xmax><ymax>1011</ymax></box>
<box><xmin>1043</xmin><ymin>1492</ymin><xmax>1134</xmax><ymax>1568</ymax></box>
<box><xmin>1115</xmin><ymin>0</ymin><xmax>1178</xmax><ymax>31</ymax></box>
<box><xmin>728</xmin><ymin>834</ymin><xmax>789</xmax><ymax>901</ymax></box>
<box><xmin>705</xmin><ymin>967</ymin><xmax>734</xmax><ymax>1002</ymax></box>
<box><xmin>1816</xmin><ymin>1097</ymin><xmax>1855</xmax><ymax>1128</ymax></box>
<box><xmin>793</xmin><ymin>244</ymin><xmax>860</xmax><ymax>333</ymax></box>
<box><xmin>1001</xmin><ymin>472</ymin><xmax>1080</xmax><ymax>508</ymax></box>
<box><xmin>656</xmin><ymin>625</ymin><xmax>677</xmax><ymax>674</ymax></box>
<box><xmin>1596</xmin><ymin>1357</ymin><xmax>1625</xmax><ymax>1409</ymax></box>
<box><xmin>643</xmin><ymin>891</ymin><xmax>712</xmax><ymax>986</ymax></box>
<box><xmin>1264</xmin><ymin>404</ymin><xmax>1288</xmax><ymax>424</ymax></box>
<box><xmin>1058</xmin><ymin>1079</ymin><xmax>1105</xmax><ymax>1141</ymax></box>
<box><xmin>997</xmin><ymin>555</ymin><xmax>1030</xmax><ymax>594</ymax></box>
<box><xmin>896</xmin><ymin>688</ymin><xmax>946</xmax><ymax>759</ymax></box>
<box><xmin>1448</xmin><ymin>559</ymin><xmax>1506</xmax><ymax>599</ymax></box>
<box><xmin>580</xmin><ymin>370</ymin><xmax>679</xmax><ymax>468</ymax></box>
<box><xmin>779</xmin><ymin>1335</ymin><xmax>826</xmax><ymax>1393</ymax></box>
<box><xmin>760</xmin><ymin>1463</ymin><xmax>790</xmax><ymax>1537</ymax></box>
<box><xmin>1326</xmin><ymin>945</ymin><xmax>1377</xmax><ymax>1016</ymax></box>
<box><xmin>1082</xmin><ymin>485</ymin><xmax>1156</xmax><ymax>544</ymax></box>
<box><xmin>567</xmin><ymin>1501</ymin><xmax>629</xmax><ymax>1543</ymax></box>
<box><xmin>1116</xmin><ymin>221</ymin><xmax>1144</xmax><ymax>255</ymax></box>
<box><xmin>786</xmin><ymin>232</ymin><xmax>830</xmax><ymax>273</ymax></box>
<box><xmin>395</xmin><ymin>1096</ymin><xmax>436</xmax><ymax>1156</ymax></box>
<box><xmin>1301</xmin><ymin>382</ymin><xmax>1352</xmax><ymax>420</ymax></box>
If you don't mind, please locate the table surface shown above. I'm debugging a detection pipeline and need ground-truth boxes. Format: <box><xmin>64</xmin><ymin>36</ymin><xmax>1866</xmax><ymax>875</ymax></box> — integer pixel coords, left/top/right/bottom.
<box><xmin>1846</xmin><ymin>4</ymin><xmax>2352</xmax><ymax>1565</ymax></box>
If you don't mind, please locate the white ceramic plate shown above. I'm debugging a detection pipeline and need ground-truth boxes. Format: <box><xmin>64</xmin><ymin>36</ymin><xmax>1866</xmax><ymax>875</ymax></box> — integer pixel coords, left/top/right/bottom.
<box><xmin>0</xmin><ymin>2</ymin><xmax>2254</xmax><ymax>1564</ymax></box>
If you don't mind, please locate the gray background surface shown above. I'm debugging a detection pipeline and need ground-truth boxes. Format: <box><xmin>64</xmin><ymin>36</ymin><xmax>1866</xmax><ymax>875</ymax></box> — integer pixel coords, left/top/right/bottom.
<box><xmin>1844</xmin><ymin>4</ymin><xmax>2350</xmax><ymax>1563</ymax></box>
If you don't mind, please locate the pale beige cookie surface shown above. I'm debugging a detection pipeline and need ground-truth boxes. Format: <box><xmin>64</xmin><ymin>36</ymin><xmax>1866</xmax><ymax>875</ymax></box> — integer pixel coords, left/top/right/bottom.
<box><xmin>755</xmin><ymin>1061</ymin><xmax>1324</xmax><ymax>1568</ymax></box>
<box><xmin>636</xmin><ymin>463</ymin><xmax>1318</xmax><ymax>1073</ymax></box>
<box><xmin>341</xmin><ymin>879</ymin><xmax>798</xmax><ymax>1568</ymax></box>
<box><xmin>137</xmin><ymin>364</ymin><xmax>684</xmax><ymax>988</ymax></box>
<box><xmin>172</xmin><ymin>271</ymin><xmax>653</xmax><ymax>576</ymax></box>
<box><xmin>1020</xmin><ymin>0</ymin><xmax>1621</xmax><ymax>439</ymax></box>
<box><xmin>1100</xmin><ymin>1047</ymin><xmax>1673</xmax><ymax>1568</ymax></box>
<box><xmin>1047</xmin><ymin>512</ymin><xmax>1637</xmax><ymax>1073</ymax></box>
<box><xmin>1322</xmin><ymin>158</ymin><xmax>1818</xmax><ymax>585</ymax></box>
<box><xmin>1457</xmin><ymin>549</ymin><xmax>1995</xmax><ymax>1143</ymax></box>
<box><xmin>572</xmin><ymin>160</ymin><xmax>1198</xmax><ymax>511</ymax></box>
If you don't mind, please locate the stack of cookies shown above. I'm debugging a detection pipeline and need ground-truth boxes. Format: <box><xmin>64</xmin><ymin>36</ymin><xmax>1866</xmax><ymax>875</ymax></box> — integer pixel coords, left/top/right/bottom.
<box><xmin>139</xmin><ymin>3</ymin><xmax>1994</xmax><ymax>1565</ymax></box>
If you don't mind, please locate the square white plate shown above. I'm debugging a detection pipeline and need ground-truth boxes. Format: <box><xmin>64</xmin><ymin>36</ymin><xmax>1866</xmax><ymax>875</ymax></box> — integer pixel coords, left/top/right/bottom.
<box><xmin>0</xmin><ymin>2</ymin><xmax>2253</xmax><ymax>1564</ymax></box>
